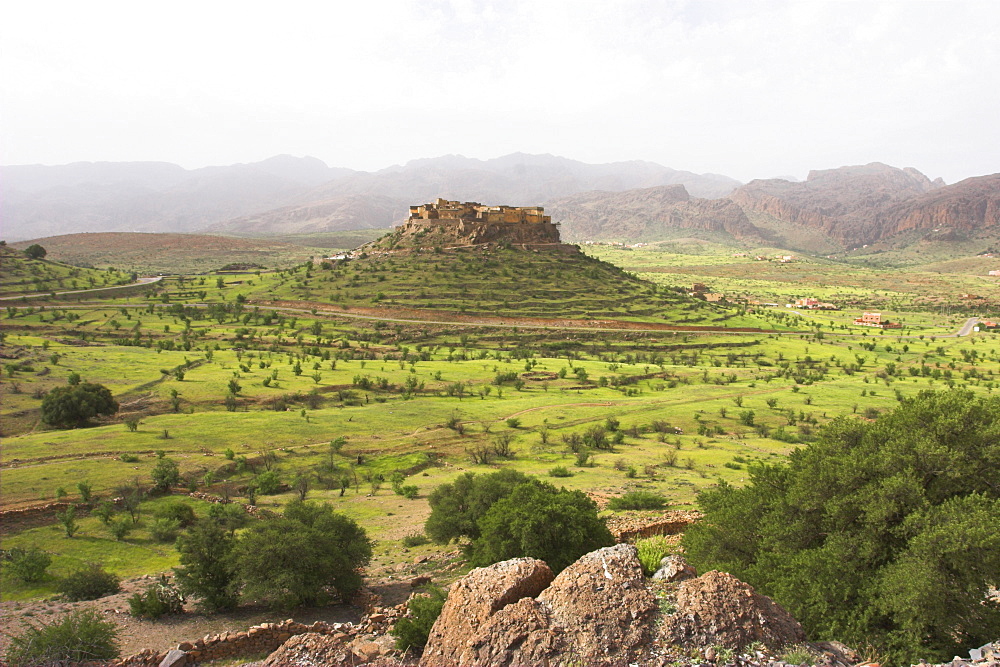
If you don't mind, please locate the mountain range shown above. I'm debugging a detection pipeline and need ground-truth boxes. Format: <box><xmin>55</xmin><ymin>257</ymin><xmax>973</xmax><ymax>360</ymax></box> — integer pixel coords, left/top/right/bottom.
<box><xmin>3</xmin><ymin>154</ymin><xmax>998</xmax><ymax>255</ymax></box>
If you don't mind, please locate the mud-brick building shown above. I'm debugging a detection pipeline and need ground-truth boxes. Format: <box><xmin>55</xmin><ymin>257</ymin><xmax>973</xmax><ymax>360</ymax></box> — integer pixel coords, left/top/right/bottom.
<box><xmin>409</xmin><ymin>199</ymin><xmax>552</xmax><ymax>225</ymax></box>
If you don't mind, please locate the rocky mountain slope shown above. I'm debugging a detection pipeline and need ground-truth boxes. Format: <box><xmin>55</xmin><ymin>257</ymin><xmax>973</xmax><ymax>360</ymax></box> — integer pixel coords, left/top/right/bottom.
<box><xmin>546</xmin><ymin>184</ymin><xmax>763</xmax><ymax>243</ymax></box>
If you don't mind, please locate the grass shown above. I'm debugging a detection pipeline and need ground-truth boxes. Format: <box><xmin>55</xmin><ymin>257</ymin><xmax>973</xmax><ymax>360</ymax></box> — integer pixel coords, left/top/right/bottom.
<box><xmin>2</xmin><ymin>240</ymin><xmax>1000</xmax><ymax>600</ymax></box>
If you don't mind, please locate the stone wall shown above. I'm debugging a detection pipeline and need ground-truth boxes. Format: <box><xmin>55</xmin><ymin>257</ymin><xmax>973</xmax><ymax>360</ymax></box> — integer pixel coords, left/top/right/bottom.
<box><xmin>116</xmin><ymin>618</ymin><xmax>346</xmax><ymax>667</ymax></box>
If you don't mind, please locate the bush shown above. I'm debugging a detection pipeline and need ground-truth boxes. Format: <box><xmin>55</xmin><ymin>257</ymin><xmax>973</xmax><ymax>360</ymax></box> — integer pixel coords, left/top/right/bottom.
<box><xmin>108</xmin><ymin>516</ymin><xmax>132</xmax><ymax>541</ymax></box>
<box><xmin>41</xmin><ymin>382</ymin><xmax>118</xmax><ymax>428</ymax></box>
<box><xmin>174</xmin><ymin>519</ymin><xmax>238</xmax><ymax>611</ymax></box>
<box><xmin>425</xmin><ymin>469</ymin><xmax>536</xmax><ymax>544</ymax></box>
<box><xmin>607</xmin><ymin>491</ymin><xmax>668</xmax><ymax>511</ymax></box>
<box><xmin>548</xmin><ymin>466</ymin><xmax>573</xmax><ymax>478</ymax></box>
<box><xmin>635</xmin><ymin>536</ymin><xmax>675</xmax><ymax>576</ymax></box>
<box><xmin>402</xmin><ymin>532</ymin><xmax>430</xmax><ymax>548</ymax></box>
<box><xmin>468</xmin><ymin>481</ymin><xmax>614</xmax><ymax>573</ymax></box>
<box><xmin>3</xmin><ymin>609</ymin><xmax>119</xmax><ymax>666</ymax></box>
<box><xmin>154</xmin><ymin>499</ymin><xmax>197</xmax><ymax>527</ymax></box>
<box><xmin>4</xmin><ymin>546</ymin><xmax>52</xmax><ymax>582</ymax></box>
<box><xmin>252</xmin><ymin>469</ymin><xmax>282</xmax><ymax>495</ymax></box>
<box><xmin>684</xmin><ymin>390</ymin><xmax>1000</xmax><ymax>664</ymax></box>
<box><xmin>57</xmin><ymin>564</ymin><xmax>121</xmax><ymax>601</ymax></box>
<box><xmin>150</xmin><ymin>457</ymin><xmax>181</xmax><ymax>492</ymax></box>
<box><xmin>229</xmin><ymin>500</ymin><xmax>373</xmax><ymax>608</ymax></box>
<box><xmin>128</xmin><ymin>575</ymin><xmax>185</xmax><ymax>619</ymax></box>
<box><xmin>149</xmin><ymin>518</ymin><xmax>181</xmax><ymax>543</ymax></box>
<box><xmin>392</xmin><ymin>585</ymin><xmax>447</xmax><ymax>652</ymax></box>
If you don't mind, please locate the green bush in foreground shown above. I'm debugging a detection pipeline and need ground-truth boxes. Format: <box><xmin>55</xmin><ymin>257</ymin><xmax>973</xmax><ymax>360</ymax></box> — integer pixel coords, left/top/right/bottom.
<box><xmin>392</xmin><ymin>585</ymin><xmax>447</xmax><ymax>652</ymax></box>
<box><xmin>4</xmin><ymin>609</ymin><xmax>119</xmax><ymax>667</ymax></box>
<box><xmin>684</xmin><ymin>390</ymin><xmax>1000</xmax><ymax>664</ymax></box>
<box><xmin>58</xmin><ymin>563</ymin><xmax>121</xmax><ymax>601</ymax></box>
<box><xmin>607</xmin><ymin>490</ymin><xmax>668</xmax><ymax>511</ymax></box>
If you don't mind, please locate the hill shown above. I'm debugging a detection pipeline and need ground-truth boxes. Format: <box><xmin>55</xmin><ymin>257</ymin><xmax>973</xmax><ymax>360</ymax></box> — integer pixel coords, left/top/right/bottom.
<box><xmin>0</xmin><ymin>244</ymin><xmax>135</xmax><ymax>298</ymax></box>
<box><xmin>9</xmin><ymin>233</ymin><xmax>328</xmax><ymax>275</ymax></box>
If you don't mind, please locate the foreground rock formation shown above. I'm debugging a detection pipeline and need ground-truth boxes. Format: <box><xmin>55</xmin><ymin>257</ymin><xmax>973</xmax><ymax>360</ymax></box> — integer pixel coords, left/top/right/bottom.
<box><xmin>419</xmin><ymin>544</ymin><xmax>805</xmax><ymax>667</ymax></box>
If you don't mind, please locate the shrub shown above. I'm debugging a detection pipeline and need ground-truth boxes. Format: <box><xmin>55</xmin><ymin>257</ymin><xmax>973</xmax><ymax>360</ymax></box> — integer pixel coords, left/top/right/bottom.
<box><xmin>154</xmin><ymin>499</ymin><xmax>197</xmax><ymax>527</ymax></box>
<box><xmin>684</xmin><ymin>390</ymin><xmax>1000</xmax><ymax>664</ymax></box>
<box><xmin>425</xmin><ymin>469</ymin><xmax>536</xmax><ymax>544</ymax></box>
<box><xmin>3</xmin><ymin>609</ymin><xmax>119</xmax><ymax>666</ymax></box>
<box><xmin>128</xmin><ymin>575</ymin><xmax>185</xmax><ymax>619</ymax></box>
<box><xmin>229</xmin><ymin>500</ymin><xmax>373</xmax><ymax>608</ymax></box>
<box><xmin>58</xmin><ymin>564</ymin><xmax>121</xmax><ymax>601</ymax></box>
<box><xmin>108</xmin><ymin>516</ymin><xmax>132</xmax><ymax>541</ymax></box>
<box><xmin>469</xmin><ymin>481</ymin><xmax>613</xmax><ymax>572</ymax></box>
<box><xmin>41</xmin><ymin>382</ymin><xmax>118</xmax><ymax>428</ymax></box>
<box><xmin>402</xmin><ymin>532</ymin><xmax>429</xmax><ymax>548</ymax></box>
<box><xmin>635</xmin><ymin>536</ymin><xmax>675</xmax><ymax>576</ymax></box>
<box><xmin>392</xmin><ymin>585</ymin><xmax>447</xmax><ymax>652</ymax></box>
<box><xmin>149</xmin><ymin>518</ymin><xmax>181</xmax><ymax>543</ymax></box>
<box><xmin>548</xmin><ymin>466</ymin><xmax>573</xmax><ymax>478</ymax></box>
<box><xmin>4</xmin><ymin>546</ymin><xmax>52</xmax><ymax>582</ymax></box>
<box><xmin>607</xmin><ymin>491</ymin><xmax>668</xmax><ymax>511</ymax></box>
<box><xmin>150</xmin><ymin>457</ymin><xmax>180</xmax><ymax>492</ymax></box>
<box><xmin>252</xmin><ymin>469</ymin><xmax>282</xmax><ymax>495</ymax></box>
<box><xmin>174</xmin><ymin>519</ymin><xmax>238</xmax><ymax>612</ymax></box>
<box><xmin>76</xmin><ymin>480</ymin><xmax>93</xmax><ymax>502</ymax></box>
<box><xmin>505</xmin><ymin>417</ymin><xmax>521</xmax><ymax>428</ymax></box>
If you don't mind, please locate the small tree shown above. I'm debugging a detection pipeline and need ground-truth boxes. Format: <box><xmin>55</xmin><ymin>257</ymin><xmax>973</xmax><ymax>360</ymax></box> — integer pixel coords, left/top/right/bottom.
<box><xmin>174</xmin><ymin>519</ymin><xmax>238</xmax><ymax>611</ymax></box>
<box><xmin>151</xmin><ymin>457</ymin><xmax>180</xmax><ymax>492</ymax></box>
<box><xmin>58</xmin><ymin>506</ymin><xmax>78</xmax><ymax>538</ymax></box>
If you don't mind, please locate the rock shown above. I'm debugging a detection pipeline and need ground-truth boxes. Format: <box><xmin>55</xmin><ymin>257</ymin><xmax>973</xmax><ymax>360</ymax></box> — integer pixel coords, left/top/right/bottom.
<box><xmin>158</xmin><ymin>649</ymin><xmax>187</xmax><ymax>667</ymax></box>
<box><xmin>458</xmin><ymin>597</ymin><xmax>566</xmax><ymax>667</ymax></box>
<box><xmin>652</xmin><ymin>554</ymin><xmax>697</xmax><ymax>582</ymax></box>
<box><xmin>420</xmin><ymin>557</ymin><xmax>554</xmax><ymax>667</ymax></box>
<box><xmin>261</xmin><ymin>632</ymin><xmax>351</xmax><ymax>667</ymax></box>
<box><xmin>537</xmin><ymin>543</ymin><xmax>658</xmax><ymax>664</ymax></box>
<box><xmin>660</xmin><ymin>570</ymin><xmax>807</xmax><ymax>650</ymax></box>
<box><xmin>176</xmin><ymin>641</ymin><xmax>194</xmax><ymax>651</ymax></box>
<box><xmin>410</xmin><ymin>575</ymin><xmax>433</xmax><ymax>587</ymax></box>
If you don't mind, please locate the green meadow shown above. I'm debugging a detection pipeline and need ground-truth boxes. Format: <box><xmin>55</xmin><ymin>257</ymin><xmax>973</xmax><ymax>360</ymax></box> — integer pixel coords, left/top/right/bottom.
<box><xmin>2</xmin><ymin>242</ymin><xmax>999</xmax><ymax>601</ymax></box>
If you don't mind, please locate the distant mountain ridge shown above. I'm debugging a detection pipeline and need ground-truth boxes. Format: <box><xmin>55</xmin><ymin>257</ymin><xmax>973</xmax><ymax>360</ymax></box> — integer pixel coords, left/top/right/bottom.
<box><xmin>5</xmin><ymin>157</ymin><xmax>997</xmax><ymax>257</ymax></box>
<box><xmin>1</xmin><ymin>153</ymin><xmax>740</xmax><ymax>241</ymax></box>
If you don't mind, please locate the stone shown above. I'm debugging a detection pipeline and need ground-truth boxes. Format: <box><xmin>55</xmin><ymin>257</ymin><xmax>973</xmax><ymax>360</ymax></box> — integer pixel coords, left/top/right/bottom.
<box><xmin>652</xmin><ymin>554</ymin><xmax>697</xmax><ymax>582</ymax></box>
<box><xmin>537</xmin><ymin>543</ymin><xmax>658</xmax><ymax>664</ymax></box>
<box><xmin>176</xmin><ymin>641</ymin><xmax>193</xmax><ymax>651</ymax></box>
<box><xmin>158</xmin><ymin>649</ymin><xmax>187</xmax><ymax>667</ymax></box>
<box><xmin>420</xmin><ymin>557</ymin><xmax>554</xmax><ymax>667</ymax></box>
<box><xmin>660</xmin><ymin>570</ymin><xmax>807</xmax><ymax>650</ymax></box>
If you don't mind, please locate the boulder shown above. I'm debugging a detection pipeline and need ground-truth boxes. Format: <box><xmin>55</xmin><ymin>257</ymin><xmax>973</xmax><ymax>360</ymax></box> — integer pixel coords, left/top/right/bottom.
<box><xmin>660</xmin><ymin>570</ymin><xmax>806</xmax><ymax>650</ymax></box>
<box><xmin>158</xmin><ymin>649</ymin><xmax>187</xmax><ymax>667</ymax></box>
<box><xmin>458</xmin><ymin>597</ymin><xmax>566</xmax><ymax>667</ymax></box>
<box><xmin>537</xmin><ymin>543</ymin><xmax>659</xmax><ymax>664</ymax></box>
<box><xmin>420</xmin><ymin>557</ymin><xmax>554</xmax><ymax>667</ymax></box>
<box><xmin>652</xmin><ymin>554</ymin><xmax>697</xmax><ymax>582</ymax></box>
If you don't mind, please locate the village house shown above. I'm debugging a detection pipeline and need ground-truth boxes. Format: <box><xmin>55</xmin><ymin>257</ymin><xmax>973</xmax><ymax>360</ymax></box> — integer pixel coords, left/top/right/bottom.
<box><xmin>408</xmin><ymin>198</ymin><xmax>551</xmax><ymax>224</ymax></box>
<box><xmin>853</xmin><ymin>312</ymin><xmax>902</xmax><ymax>329</ymax></box>
<box><xmin>788</xmin><ymin>297</ymin><xmax>838</xmax><ymax>310</ymax></box>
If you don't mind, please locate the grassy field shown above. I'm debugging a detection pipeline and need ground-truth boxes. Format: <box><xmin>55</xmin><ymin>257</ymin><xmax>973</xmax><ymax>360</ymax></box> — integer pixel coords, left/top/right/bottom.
<box><xmin>0</xmin><ymin>246</ymin><xmax>135</xmax><ymax>298</ymax></box>
<box><xmin>2</xmin><ymin>241</ymin><xmax>999</xmax><ymax>602</ymax></box>
<box><xmin>10</xmin><ymin>233</ymin><xmax>329</xmax><ymax>275</ymax></box>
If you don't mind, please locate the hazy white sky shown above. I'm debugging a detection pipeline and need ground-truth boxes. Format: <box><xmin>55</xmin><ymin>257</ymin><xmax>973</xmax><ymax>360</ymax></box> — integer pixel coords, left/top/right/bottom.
<box><xmin>3</xmin><ymin>0</ymin><xmax>998</xmax><ymax>183</ymax></box>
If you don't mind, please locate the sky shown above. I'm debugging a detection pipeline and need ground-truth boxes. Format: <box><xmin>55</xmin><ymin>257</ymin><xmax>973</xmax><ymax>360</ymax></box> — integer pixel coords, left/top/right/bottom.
<box><xmin>2</xmin><ymin>0</ymin><xmax>998</xmax><ymax>184</ymax></box>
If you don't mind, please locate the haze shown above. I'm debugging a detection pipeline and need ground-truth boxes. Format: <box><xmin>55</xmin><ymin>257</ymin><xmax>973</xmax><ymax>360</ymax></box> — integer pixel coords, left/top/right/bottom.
<box><xmin>3</xmin><ymin>0</ymin><xmax>998</xmax><ymax>183</ymax></box>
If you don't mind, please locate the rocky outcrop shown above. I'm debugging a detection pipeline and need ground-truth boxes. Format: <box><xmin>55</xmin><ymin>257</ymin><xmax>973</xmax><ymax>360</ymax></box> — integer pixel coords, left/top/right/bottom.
<box><xmin>537</xmin><ymin>544</ymin><xmax>659</xmax><ymax>664</ymax></box>
<box><xmin>420</xmin><ymin>557</ymin><xmax>554</xmax><ymax>667</ymax></box>
<box><xmin>661</xmin><ymin>570</ymin><xmax>806</xmax><ymax>650</ymax></box>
